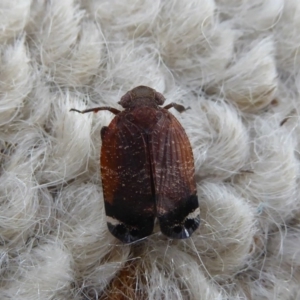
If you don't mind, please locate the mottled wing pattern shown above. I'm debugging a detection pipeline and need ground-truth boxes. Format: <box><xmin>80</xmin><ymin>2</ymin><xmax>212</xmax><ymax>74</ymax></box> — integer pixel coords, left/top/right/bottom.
<box><xmin>101</xmin><ymin>112</ymin><xmax>155</xmax><ymax>243</ymax></box>
<box><xmin>149</xmin><ymin>110</ymin><xmax>200</xmax><ymax>239</ymax></box>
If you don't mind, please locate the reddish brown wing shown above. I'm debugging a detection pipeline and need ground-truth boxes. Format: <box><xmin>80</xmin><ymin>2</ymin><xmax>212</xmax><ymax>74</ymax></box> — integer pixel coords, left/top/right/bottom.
<box><xmin>101</xmin><ymin>112</ymin><xmax>155</xmax><ymax>243</ymax></box>
<box><xmin>149</xmin><ymin>109</ymin><xmax>200</xmax><ymax>239</ymax></box>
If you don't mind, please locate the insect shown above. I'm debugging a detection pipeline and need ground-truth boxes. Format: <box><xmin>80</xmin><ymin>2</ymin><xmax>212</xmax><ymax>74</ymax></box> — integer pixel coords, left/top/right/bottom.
<box><xmin>70</xmin><ymin>86</ymin><xmax>200</xmax><ymax>243</ymax></box>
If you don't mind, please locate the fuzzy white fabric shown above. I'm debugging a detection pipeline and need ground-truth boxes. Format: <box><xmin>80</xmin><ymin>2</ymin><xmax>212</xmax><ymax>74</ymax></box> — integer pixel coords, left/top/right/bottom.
<box><xmin>1</xmin><ymin>0</ymin><xmax>300</xmax><ymax>299</ymax></box>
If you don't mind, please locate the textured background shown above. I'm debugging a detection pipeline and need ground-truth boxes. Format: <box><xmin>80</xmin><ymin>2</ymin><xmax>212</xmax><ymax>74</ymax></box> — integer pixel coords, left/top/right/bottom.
<box><xmin>1</xmin><ymin>0</ymin><xmax>300</xmax><ymax>299</ymax></box>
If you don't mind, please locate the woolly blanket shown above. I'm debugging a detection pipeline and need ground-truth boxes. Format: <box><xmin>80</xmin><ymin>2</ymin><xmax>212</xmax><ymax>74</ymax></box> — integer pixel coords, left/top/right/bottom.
<box><xmin>1</xmin><ymin>1</ymin><xmax>299</xmax><ymax>299</ymax></box>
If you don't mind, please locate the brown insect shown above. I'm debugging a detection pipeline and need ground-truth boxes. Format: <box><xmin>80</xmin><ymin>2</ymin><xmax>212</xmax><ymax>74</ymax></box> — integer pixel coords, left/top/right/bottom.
<box><xmin>70</xmin><ymin>86</ymin><xmax>200</xmax><ymax>243</ymax></box>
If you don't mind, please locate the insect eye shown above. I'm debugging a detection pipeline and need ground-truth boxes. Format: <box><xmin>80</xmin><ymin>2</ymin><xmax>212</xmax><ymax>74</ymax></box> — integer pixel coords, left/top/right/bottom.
<box><xmin>154</xmin><ymin>91</ymin><xmax>166</xmax><ymax>105</ymax></box>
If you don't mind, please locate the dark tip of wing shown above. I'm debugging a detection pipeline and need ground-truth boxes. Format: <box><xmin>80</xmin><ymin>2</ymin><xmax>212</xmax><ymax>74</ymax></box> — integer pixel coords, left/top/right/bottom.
<box><xmin>105</xmin><ymin>200</ymin><xmax>155</xmax><ymax>243</ymax></box>
<box><xmin>160</xmin><ymin>215</ymin><xmax>200</xmax><ymax>239</ymax></box>
<box><xmin>158</xmin><ymin>194</ymin><xmax>200</xmax><ymax>239</ymax></box>
<box><xmin>107</xmin><ymin>221</ymin><xmax>153</xmax><ymax>244</ymax></box>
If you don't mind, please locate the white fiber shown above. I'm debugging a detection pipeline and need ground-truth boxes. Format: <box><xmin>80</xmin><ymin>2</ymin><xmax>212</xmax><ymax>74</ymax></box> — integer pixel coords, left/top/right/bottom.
<box><xmin>184</xmin><ymin>98</ymin><xmax>249</xmax><ymax>180</ymax></box>
<box><xmin>0</xmin><ymin>0</ymin><xmax>300</xmax><ymax>299</ymax></box>
<box><xmin>0</xmin><ymin>0</ymin><xmax>31</xmax><ymax>42</ymax></box>
<box><xmin>208</xmin><ymin>38</ymin><xmax>277</xmax><ymax>112</ymax></box>
<box><xmin>0</xmin><ymin>38</ymin><xmax>32</xmax><ymax>125</ymax></box>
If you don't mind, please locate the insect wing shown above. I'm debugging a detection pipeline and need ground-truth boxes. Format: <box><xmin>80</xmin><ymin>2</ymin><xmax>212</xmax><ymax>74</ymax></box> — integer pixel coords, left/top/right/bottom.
<box><xmin>101</xmin><ymin>114</ymin><xmax>155</xmax><ymax>243</ymax></box>
<box><xmin>150</xmin><ymin>111</ymin><xmax>200</xmax><ymax>239</ymax></box>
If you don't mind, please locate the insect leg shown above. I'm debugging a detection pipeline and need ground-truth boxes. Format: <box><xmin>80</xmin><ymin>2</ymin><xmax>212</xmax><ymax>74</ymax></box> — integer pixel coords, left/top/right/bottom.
<box><xmin>70</xmin><ymin>107</ymin><xmax>121</xmax><ymax>115</ymax></box>
<box><xmin>163</xmin><ymin>103</ymin><xmax>187</xmax><ymax>113</ymax></box>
